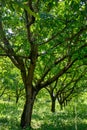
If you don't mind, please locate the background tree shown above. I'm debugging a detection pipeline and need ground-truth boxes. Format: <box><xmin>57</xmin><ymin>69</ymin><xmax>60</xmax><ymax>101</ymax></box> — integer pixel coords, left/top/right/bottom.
<box><xmin>0</xmin><ymin>0</ymin><xmax>87</xmax><ymax>129</ymax></box>
<box><xmin>0</xmin><ymin>57</ymin><xmax>24</xmax><ymax>103</ymax></box>
<box><xmin>46</xmin><ymin>62</ymin><xmax>87</xmax><ymax>112</ymax></box>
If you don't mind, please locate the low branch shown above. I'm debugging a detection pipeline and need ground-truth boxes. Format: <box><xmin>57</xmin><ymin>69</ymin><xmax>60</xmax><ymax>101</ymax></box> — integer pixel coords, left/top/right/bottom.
<box><xmin>36</xmin><ymin>55</ymin><xmax>68</xmax><ymax>87</ymax></box>
<box><xmin>0</xmin><ymin>16</ymin><xmax>26</xmax><ymax>71</ymax></box>
<box><xmin>0</xmin><ymin>53</ymin><xmax>30</xmax><ymax>59</ymax></box>
<box><xmin>40</xmin><ymin>59</ymin><xmax>76</xmax><ymax>88</ymax></box>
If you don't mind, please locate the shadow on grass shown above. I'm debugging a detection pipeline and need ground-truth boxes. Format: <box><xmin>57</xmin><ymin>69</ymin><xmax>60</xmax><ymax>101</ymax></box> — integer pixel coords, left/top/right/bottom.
<box><xmin>0</xmin><ymin>114</ymin><xmax>87</xmax><ymax>130</ymax></box>
<box><xmin>0</xmin><ymin>100</ymin><xmax>87</xmax><ymax>130</ymax></box>
<box><xmin>37</xmin><ymin>121</ymin><xmax>87</xmax><ymax>130</ymax></box>
<box><xmin>32</xmin><ymin>111</ymin><xmax>87</xmax><ymax>130</ymax></box>
<box><xmin>0</xmin><ymin>102</ymin><xmax>22</xmax><ymax>130</ymax></box>
<box><xmin>0</xmin><ymin>117</ymin><xmax>22</xmax><ymax>130</ymax></box>
<box><xmin>0</xmin><ymin>102</ymin><xmax>21</xmax><ymax>115</ymax></box>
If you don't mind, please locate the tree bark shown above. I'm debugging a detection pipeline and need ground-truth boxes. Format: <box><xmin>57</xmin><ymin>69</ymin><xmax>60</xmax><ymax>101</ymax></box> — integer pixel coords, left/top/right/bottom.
<box><xmin>16</xmin><ymin>96</ymin><xmax>19</xmax><ymax>104</ymax></box>
<box><xmin>51</xmin><ymin>96</ymin><xmax>56</xmax><ymax>113</ymax></box>
<box><xmin>20</xmin><ymin>87</ymin><xmax>37</xmax><ymax>128</ymax></box>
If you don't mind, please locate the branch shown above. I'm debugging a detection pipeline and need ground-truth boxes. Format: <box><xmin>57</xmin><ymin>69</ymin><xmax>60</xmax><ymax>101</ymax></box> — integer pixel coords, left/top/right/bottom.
<box><xmin>0</xmin><ymin>16</ymin><xmax>26</xmax><ymax>70</ymax></box>
<box><xmin>24</xmin><ymin>0</ymin><xmax>35</xmax><ymax>43</ymax></box>
<box><xmin>38</xmin><ymin>26</ymin><xmax>67</xmax><ymax>46</ymax></box>
<box><xmin>36</xmin><ymin>54</ymin><xmax>68</xmax><ymax>88</ymax></box>
<box><xmin>0</xmin><ymin>21</ymin><xmax>15</xmax><ymax>54</ymax></box>
<box><xmin>33</xmin><ymin>0</ymin><xmax>40</xmax><ymax>12</ymax></box>
<box><xmin>61</xmin><ymin>72</ymin><xmax>84</xmax><ymax>95</ymax></box>
<box><xmin>0</xmin><ymin>87</ymin><xmax>7</xmax><ymax>97</ymax></box>
<box><xmin>40</xmin><ymin>59</ymin><xmax>76</xmax><ymax>88</ymax></box>
<box><xmin>0</xmin><ymin>53</ymin><xmax>30</xmax><ymax>59</ymax></box>
<box><xmin>67</xmin><ymin>25</ymin><xmax>87</xmax><ymax>42</ymax></box>
<box><xmin>57</xmin><ymin>71</ymin><xmax>85</xmax><ymax>104</ymax></box>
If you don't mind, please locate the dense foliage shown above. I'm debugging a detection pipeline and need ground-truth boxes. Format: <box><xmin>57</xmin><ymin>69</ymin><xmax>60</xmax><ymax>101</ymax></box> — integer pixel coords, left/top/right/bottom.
<box><xmin>0</xmin><ymin>0</ymin><xmax>87</xmax><ymax>129</ymax></box>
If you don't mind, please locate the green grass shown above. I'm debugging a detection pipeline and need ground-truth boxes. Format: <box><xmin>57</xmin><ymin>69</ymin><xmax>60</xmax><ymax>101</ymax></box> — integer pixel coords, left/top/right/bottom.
<box><xmin>0</xmin><ymin>91</ymin><xmax>87</xmax><ymax>130</ymax></box>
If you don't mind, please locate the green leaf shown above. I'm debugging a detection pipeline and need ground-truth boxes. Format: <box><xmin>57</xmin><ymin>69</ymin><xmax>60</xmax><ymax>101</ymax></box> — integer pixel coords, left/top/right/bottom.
<box><xmin>22</xmin><ymin>3</ymin><xmax>37</xmax><ymax>18</ymax></box>
<box><xmin>13</xmin><ymin>1</ymin><xmax>37</xmax><ymax>18</ymax></box>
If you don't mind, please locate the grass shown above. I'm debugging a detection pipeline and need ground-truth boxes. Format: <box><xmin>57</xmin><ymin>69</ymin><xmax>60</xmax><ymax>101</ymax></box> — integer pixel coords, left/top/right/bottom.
<box><xmin>0</xmin><ymin>90</ymin><xmax>87</xmax><ymax>130</ymax></box>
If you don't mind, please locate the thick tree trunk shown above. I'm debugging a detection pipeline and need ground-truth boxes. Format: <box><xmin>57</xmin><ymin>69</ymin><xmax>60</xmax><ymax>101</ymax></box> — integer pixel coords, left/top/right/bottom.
<box><xmin>51</xmin><ymin>96</ymin><xmax>56</xmax><ymax>113</ymax></box>
<box><xmin>20</xmin><ymin>89</ymin><xmax>36</xmax><ymax>128</ymax></box>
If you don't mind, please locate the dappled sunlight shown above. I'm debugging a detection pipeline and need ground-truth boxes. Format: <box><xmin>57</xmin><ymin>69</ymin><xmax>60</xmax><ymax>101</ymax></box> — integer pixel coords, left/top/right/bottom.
<box><xmin>0</xmin><ymin>90</ymin><xmax>87</xmax><ymax>130</ymax></box>
<box><xmin>0</xmin><ymin>0</ymin><xmax>87</xmax><ymax>129</ymax></box>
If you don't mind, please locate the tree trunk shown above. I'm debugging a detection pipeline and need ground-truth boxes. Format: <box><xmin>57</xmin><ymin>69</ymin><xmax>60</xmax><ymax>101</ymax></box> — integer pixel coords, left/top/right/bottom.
<box><xmin>51</xmin><ymin>96</ymin><xmax>56</xmax><ymax>113</ymax></box>
<box><xmin>60</xmin><ymin>103</ymin><xmax>63</xmax><ymax>110</ymax></box>
<box><xmin>20</xmin><ymin>88</ymin><xmax>36</xmax><ymax>128</ymax></box>
<box><xmin>16</xmin><ymin>95</ymin><xmax>19</xmax><ymax>104</ymax></box>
